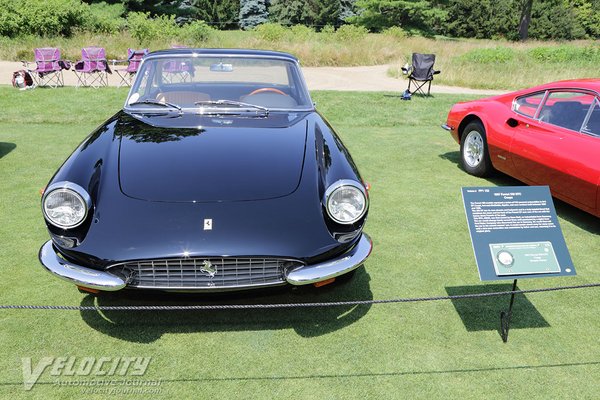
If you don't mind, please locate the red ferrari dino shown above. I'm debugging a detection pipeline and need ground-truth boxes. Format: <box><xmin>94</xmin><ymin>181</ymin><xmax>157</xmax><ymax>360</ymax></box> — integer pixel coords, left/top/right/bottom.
<box><xmin>443</xmin><ymin>79</ymin><xmax>600</xmax><ymax>217</ymax></box>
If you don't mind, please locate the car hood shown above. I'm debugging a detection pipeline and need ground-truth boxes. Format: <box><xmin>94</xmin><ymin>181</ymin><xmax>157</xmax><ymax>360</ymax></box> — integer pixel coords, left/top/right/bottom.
<box><xmin>117</xmin><ymin>113</ymin><xmax>308</xmax><ymax>202</ymax></box>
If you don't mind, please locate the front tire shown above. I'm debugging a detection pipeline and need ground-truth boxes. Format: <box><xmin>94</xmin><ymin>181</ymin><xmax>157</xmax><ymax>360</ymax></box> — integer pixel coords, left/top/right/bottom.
<box><xmin>460</xmin><ymin>121</ymin><xmax>493</xmax><ymax>177</ymax></box>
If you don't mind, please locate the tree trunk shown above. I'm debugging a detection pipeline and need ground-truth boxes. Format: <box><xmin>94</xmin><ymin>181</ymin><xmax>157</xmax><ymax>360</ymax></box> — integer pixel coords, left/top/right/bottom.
<box><xmin>518</xmin><ymin>0</ymin><xmax>533</xmax><ymax>41</ymax></box>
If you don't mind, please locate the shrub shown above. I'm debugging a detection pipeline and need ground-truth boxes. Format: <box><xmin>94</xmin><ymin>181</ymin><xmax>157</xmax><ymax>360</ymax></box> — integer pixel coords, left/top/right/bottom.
<box><xmin>320</xmin><ymin>24</ymin><xmax>335</xmax><ymax>35</ymax></box>
<box><xmin>383</xmin><ymin>26</ymin><xmax>408</xmax><ymax>40</ymax></box>
<box><xmin>528</xmin><ymin>45</ymin><xmax>600</xmax><ymax>63</ymax></box>
<box><xmin>335</xmin><ymin>24</ymin><xmax>368</xmax><ymax>41</ymax></box>
<box><xmin>290</xmin><ymin>24</ymin><xmax>315</xmax><ymax>40</ymax></box>
<box><xmin>0</xmin><ymin>1</ymin><xmax>22</xmax><ymax>37</ymax></box>
<box><xmin>254</xmin><ymin>22</ymin><xmax>288</xmax><ymax>41</ymax></box>
<box><xmin>460</xmin><ymin>47</ymin><xmax>516</xmax><ymax>63</ymax></box>
<box><xmin>84</xmin><ymin>2</ymin><xmax>126</xmax><ymax>35</ymax></box>
<box><xmin>179</xmin><ymin>20</ymin><xmax>214</xmax><ymax>44</ymax></box>
<box><xmin>127</xmin><ymin>12</ymin><xmax>179</xmax><ymax>44</ymax></box>
<box><xmin>0</xmin><ymin>0</ymin><xmax>88</xmax><ymax>37</ymax></box>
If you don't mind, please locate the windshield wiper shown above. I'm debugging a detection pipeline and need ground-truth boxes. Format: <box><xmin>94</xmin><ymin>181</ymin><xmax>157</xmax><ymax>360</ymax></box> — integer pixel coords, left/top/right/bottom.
<box><xmin>194</xmin><ymin>100</ymin><xmax>269</xmax><ymax>115</ymax></box>
<box><xmin>129</xmin><ymin>99</ymin><xmax>182</xmax><ymax>110</ymax></box>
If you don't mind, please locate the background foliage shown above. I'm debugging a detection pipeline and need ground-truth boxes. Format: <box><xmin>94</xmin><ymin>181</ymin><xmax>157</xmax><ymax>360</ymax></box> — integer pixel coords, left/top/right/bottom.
<box><xmin>268</xmin><ymin>0</ymin><xmax>355</xmax><ymax>28</ymax></box>
<box><xmin>0</xmin><ymin>0</ymin><xmax>598</xmax><ymax>41</ymax></box>
<box><xmin>238</xmin><ymin>0</ymin><xmax>268</xmax><ymax>30</ymax></box>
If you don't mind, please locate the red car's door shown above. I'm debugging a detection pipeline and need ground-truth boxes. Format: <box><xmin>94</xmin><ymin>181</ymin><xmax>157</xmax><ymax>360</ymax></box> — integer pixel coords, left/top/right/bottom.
<box><xmin>510</xmin><ymin>91</ymin><xmax>600</xmax><ymax>214</ymax></box>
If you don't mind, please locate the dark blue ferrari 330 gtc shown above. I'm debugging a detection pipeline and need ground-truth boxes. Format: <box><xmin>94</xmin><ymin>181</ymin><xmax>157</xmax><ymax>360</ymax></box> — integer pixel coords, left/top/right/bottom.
<box><xmin>39</xmin><ymin>48</ymin><xmax>371</xmax><ymax>293</ymax></box>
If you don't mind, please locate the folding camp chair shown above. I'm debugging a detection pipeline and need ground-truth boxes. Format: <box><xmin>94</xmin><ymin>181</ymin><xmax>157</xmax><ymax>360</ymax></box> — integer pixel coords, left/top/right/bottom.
<box><xmin>161</xmin><ymin>45</ymin><xmax>192</xmax><ymax>83</ymax></box>
<box><xmin>73</xmin><ymin>47</ymin><xmax>109</xmax><ymax>88</ymax></box>
<box><xmin>162</xmin><ymin>59</ymin><xmax>193</xmax><ymax>84</ymax></box>
<box><xmin>113</xmin><ymin>48</ymin><xmax>148</xmax><ymax>88</ymax></box>
<box><xmin>22</xmin><ymin>48</ymin><xmax>67</xmax><ymax>88</ymax></box>
<box><xmin>401</xmin><ymin>53</ymin><xmax>440</xmax><ymax>96</ymax></box>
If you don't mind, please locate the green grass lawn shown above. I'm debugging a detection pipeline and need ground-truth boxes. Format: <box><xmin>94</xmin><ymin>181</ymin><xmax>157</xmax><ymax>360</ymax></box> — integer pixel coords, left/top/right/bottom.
<box><xmin>1</xmin><ymin>87</ymin><xmax>599</xmax><ymax>399</ymax></box>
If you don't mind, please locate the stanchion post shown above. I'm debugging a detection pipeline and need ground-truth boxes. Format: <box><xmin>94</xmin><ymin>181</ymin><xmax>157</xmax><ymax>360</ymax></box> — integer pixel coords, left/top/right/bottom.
<box><xmin>500</xmin><ymin>279</ymin><xmax>518</xmax><ymax>343</ymax></box>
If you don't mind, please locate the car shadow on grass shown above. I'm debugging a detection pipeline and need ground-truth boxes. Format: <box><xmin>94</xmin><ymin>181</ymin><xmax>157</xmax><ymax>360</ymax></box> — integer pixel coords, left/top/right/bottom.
<box><xmin>439</xmin><ymin>150</ymin><xmax>600</xmax><ymax>235</ymax></box>
<box><xmin>79</xmin><ymin>266</ymin><xmax>373</xmax><ymax>343</ymax></box>
<box><xmin>445</xmin><ymin>283</ymin><xmax>550</xmax><ymax>339</ymax></box>
<box><xmin>0</xmin><ymin>142</ymin><xmax>16</xmax><ymax>159</ymax></box>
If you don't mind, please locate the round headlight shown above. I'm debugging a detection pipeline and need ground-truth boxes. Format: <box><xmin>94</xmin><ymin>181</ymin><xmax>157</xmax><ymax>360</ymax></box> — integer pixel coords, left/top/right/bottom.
<box><xmin>42</xmin><ymin>183</ymin><xmax>90</xmax><ymax>229</ymax></box>
<box><xmin>325</xmin><ymin>181</ymin><xmax>367</xmax><ymax>225</ymax></box>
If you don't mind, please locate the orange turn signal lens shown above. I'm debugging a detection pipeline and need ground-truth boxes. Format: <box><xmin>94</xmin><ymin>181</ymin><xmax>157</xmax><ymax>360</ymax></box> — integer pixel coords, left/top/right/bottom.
<box><xmin>77</xmin><ymin>286</ymin><xmax>100</xmax><ymax>294</ymax></box>
<box><xmin>313</xmin><ymin>278</ymin><xmax>336</xmax><ymax>288</ymax></box>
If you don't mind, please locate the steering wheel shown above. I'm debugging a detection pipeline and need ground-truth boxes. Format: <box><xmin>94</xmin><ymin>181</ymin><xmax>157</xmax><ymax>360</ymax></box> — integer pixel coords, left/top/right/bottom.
<box><xmin>247</xmin><ymin>87</ymin><xmax>288</xmax><ymax>97</ymax></box>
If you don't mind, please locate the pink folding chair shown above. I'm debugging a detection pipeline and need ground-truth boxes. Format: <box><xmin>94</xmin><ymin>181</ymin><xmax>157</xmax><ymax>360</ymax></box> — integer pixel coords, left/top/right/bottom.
<box><xmin>162</xmin><ymin>45</ymin><xmax>192</xmax><ymax>83</ymax></box>
<box><xmin>73</xmin><ymin>47</ymin><xmax>109</xmax><ymax>88</ymax></box>
<box><xmin>113</xmin><ymin>48</ymin><xmax>149</xmax><ymax>88</ymax></box>
<box><xmin>22</xmin><ymin>48</ymin><xmax>67</xmax><ymax>88</ymax></box>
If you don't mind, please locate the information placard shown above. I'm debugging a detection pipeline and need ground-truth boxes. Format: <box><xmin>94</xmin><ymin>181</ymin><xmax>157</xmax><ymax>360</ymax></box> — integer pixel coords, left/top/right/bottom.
<box><xmin>462</xmin><ymin>186</ymin><xmax>575</xmax><ymax>281</ymax></box>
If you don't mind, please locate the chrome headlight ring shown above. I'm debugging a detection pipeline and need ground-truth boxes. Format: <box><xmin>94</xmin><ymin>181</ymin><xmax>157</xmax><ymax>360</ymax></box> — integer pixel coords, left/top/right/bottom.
<box><xmin>42</xmin><ymin>181</ymin><xmax>92</xmax><ymax>229</ymax></box>
<box><xmin>325</xmin><ymin>179</ymin><xmax>368</xmax><ymax>225</ymax></box>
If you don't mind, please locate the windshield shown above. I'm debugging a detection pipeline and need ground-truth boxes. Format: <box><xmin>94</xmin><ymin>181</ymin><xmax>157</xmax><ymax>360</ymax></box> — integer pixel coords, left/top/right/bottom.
<box><xmin>125</xmin><ymin>54</ymin><xmax>313</xmax><ymax>113</ymax></box>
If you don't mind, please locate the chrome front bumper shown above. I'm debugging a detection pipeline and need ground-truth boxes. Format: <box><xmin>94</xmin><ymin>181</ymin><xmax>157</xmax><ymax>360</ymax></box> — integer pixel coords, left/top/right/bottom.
<box><xmin>286</xmin><ymin>233</ymin><xmax>372</xmax><ymax>285</ymax></box>
<box><xmin>39</xmin><ymin>233</ymin><xmax>372</xmax><ymax>291</ymax></box>
<box><xmin>39</xmin><ymin>241</ymin><xmax>126</xmax><ymax>291</ymax></box>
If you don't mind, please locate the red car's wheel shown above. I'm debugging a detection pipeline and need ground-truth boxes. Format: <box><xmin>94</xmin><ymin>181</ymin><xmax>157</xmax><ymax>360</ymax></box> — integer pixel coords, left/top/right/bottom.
<box><xmin>460</xmin><ymin>121</ymin><xmax>493</xmax><ymax>177</ymax></box>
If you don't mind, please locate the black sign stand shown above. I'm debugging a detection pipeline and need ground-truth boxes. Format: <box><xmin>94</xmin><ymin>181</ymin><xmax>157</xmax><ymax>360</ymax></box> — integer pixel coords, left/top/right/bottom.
<box><xmin>500</xmin><ymin>279</ymin><xmax>518</xmax><ymax>343</ymax></box>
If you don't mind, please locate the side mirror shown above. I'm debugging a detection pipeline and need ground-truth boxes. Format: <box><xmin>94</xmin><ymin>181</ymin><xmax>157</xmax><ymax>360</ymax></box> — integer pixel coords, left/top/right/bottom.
<box><xmin>506</xmin><ymin>118</ymin><xmax>519</xmax><ymax>128</ymax></box>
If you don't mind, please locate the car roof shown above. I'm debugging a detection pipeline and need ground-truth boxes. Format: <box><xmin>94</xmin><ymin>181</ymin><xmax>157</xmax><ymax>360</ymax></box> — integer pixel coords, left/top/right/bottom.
<box><xmin>528</xmin><ymin>79</ymin><xmax>600</xmax><ymax>93</ymax></box>
<box><xmin>146</xmin><ymin>48</ymin><xmax>299</xmax><ymax>62</ymax></box>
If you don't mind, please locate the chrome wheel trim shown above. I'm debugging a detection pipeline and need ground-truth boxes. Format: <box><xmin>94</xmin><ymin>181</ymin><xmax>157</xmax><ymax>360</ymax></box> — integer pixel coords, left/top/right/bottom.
<box><xmin>463</xmin><ymin>130</ymin><xmax>484</xmax><ymax>167</ymax></box>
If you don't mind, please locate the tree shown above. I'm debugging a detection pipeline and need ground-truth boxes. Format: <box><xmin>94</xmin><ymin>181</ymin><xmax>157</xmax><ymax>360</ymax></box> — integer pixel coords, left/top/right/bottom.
<box><xmin>192</xmin><ymin>0</ymin><xmax>239</xmax><ymax>28</ymax></box>
<box><xmin>518</xmin><ymin>0</ymin><xmax>533</xmax><ymax>40</ymax></box>
<box><xmin>527</xmin><ymin>0</ymin><xmax>585</xmax><ymax>39</ymax></box>
<box><xmin>446</xmin><ymin>0</ymin><xmax>588</xmax><ymax>40</ymax></box>
<box><xmin>239</xmin><ymin>0</ymin><xmax>268</xmax><ymax>29</ymax></box>
<box><xmin>351</xmin><ymin>0</ymin><xmax>448</xmax><ymax>33</ymax></box>
<box><xmin>119</xmin><ymin>0</ymin><xmax>194</xmax><ymax>17</ymax></box>
<box><xmin>568</xmin><ymin>0</ymin><xmax>600</xmax><ymax>38</ymax></box>
<box><xmin>268</xmin><ymin>0</ymin><xmax>355</xmax><ymax>27</ymax></box>
<box><xmin>339</xmin><ymin>0</ymin><xmax>356</xmax><ymax>22</ymax></box>
<box><xmin>268</xmin><ymin>0</ymin><xmax>311</xmax><ymax>26</ymax></box>
<box><xmin>446</xmin><ymin>0</ymin><xmax>518</xmax><ymax>39</ymax></box>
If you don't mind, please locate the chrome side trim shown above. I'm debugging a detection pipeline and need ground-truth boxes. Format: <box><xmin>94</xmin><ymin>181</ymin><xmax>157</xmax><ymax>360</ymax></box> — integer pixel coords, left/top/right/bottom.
<box><xmin>38</xmin><ymin>241</ymin><xmax>125</xmax><ymax>291</ymax></box>
<box><xmin>441</xmin><ymin>124</ymin><xmax>453</xmax><ymax>131</ymax></box>
<box><xmin>286</xmin><ymin>233</ymin><xmax>372</xmax><ymax>285</ymax></box>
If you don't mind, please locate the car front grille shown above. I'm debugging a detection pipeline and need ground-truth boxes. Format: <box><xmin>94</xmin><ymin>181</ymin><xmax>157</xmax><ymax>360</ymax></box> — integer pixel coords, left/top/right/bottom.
<box><xmin>108</xmin><ymin>257</ymin><xmax>303</xmax><ymax>290</ymax></box>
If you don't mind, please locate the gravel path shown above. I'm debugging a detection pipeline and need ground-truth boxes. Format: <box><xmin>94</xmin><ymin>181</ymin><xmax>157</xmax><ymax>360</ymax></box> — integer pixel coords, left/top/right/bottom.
<box><xmin>1</xmin><ymin>61</ymin><xmax>506</xmax><ymax>95</ymax></box>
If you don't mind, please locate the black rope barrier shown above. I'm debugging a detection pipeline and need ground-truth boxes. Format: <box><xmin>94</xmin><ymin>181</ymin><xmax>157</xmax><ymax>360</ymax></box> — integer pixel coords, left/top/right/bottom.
<box><xmin>1</xmin><ymin>282</ymin><xmax>599</xmax><ymax>311</ymax></box>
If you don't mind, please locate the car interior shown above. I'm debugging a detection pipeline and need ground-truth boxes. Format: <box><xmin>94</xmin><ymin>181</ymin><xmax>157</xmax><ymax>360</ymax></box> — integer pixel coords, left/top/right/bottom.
<box><xmin>583</xmin><ymin>104</ymin><xmax>600</xmax><ymax>136</ymax></box>
<box><xmin>152</xmin><ymin>83</ymin><xmax>301</xmax><ymax>109</ymax></box>
<box><xmin>538</xmin><ymin>101</ymin><xmax>589</xmax><ymax>131</ymax></box>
